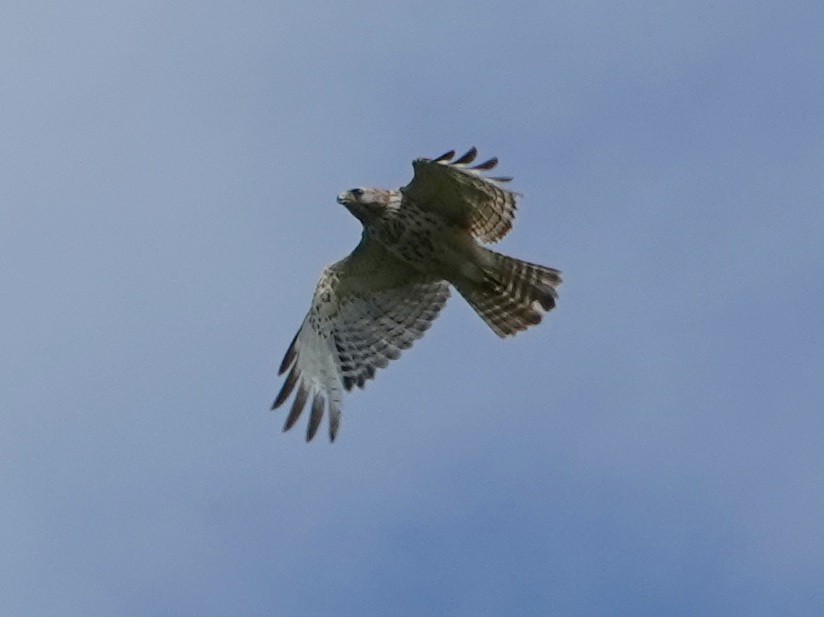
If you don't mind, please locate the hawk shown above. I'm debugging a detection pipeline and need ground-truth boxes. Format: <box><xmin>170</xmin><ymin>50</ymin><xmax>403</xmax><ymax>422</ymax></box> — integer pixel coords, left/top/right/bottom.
<box><xmin>273</xmin><ymin>148</ymin><xmax>562</xmax><ymax>441</ymax></box>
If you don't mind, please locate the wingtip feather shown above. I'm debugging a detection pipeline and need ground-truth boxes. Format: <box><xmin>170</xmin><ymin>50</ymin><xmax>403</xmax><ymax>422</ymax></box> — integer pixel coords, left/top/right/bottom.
<box><xmin>283</xmin><ymin>383</ymin><xmax>309</xmax><ymax>432</ymax></box>
<box><xmin>453</xmin><ymin>147</ymin><xmax>478</xmax><ymax>165</ymax></box>
<box><xmin>306</xmin><ymin>392</ymin><xmax>325</xmax><ymax>441</ymax></box>
<box><xmin>272</xmin><ymin>365</ymin><xmax>299</xmax><ymax>409</ymax></box>
<box><xmin>278</xmin><ymin>331</ymin><xmax>300</xmax><ymax>375</ymax></box>
<box><xmin>433</xmin><ymin>149</ymin><xmax>455</xmax><ymax>163</ymax></box>
<box><xmin>472</xmin><ymin>157</ymin><xmax>498</xmax><ymax>170</ymax></box>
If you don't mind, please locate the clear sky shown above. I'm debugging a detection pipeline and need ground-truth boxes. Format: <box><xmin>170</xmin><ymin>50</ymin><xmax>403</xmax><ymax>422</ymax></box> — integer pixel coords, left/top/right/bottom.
<box><xmin>2</xmin><ymin>1</ymin><xmax>823</xmax><ymax>615</ymax></box>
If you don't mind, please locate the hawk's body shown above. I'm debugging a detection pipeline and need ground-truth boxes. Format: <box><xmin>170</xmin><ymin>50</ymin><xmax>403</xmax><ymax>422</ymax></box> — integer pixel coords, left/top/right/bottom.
<box><xmin>274</xmin><ymin>148</ymin><xmax>562</xmax><ymax>441</ymax></box>
<box><xmin>361</xmin><ymin>191</ymin><xmax>480</xmax><ymax>282</ymax></box>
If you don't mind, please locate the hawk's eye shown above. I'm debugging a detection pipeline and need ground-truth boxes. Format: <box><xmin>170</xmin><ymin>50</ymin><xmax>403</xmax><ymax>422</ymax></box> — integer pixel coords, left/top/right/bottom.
<box><xmin>350</xmin><ymin>188</ymin><xmax>364</xmax><ymax>198</ymax></box>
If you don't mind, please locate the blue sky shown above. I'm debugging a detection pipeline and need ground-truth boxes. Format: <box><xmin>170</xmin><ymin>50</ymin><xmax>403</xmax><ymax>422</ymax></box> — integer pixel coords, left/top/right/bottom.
<box><xmin>2</xmin><ymin>1</ymin><xmax>823</xmax><ymax>615</ymax></box>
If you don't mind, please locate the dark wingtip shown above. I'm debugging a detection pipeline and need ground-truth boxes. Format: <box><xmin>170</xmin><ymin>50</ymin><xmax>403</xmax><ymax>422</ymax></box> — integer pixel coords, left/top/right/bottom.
<box><xmin>433</xmin><ymin>149</ymin><xmax>456</xmax><ymax>162</ymax></box>
<box><xmin>278</xmin><ymin>331</ymin><xmax>300</xmax><ymax>375</ymax></box>
<box><xmin>329</xmin><ymin>414</ymin><xmax>340</xmax><ymax>442</ymax></box>
<box><xmin>472</xmin><ymin>157</ymin><xmax>498</xmax><ymax>170</ymax></box>
<box><xmin>305</xmin><ymin>392</ymin><xmax>324</xmax><ymax>441</ymax></box>
<box><xmin>453</xmin><ymin>147</ymin><xmax>478</xmax><ymax>165</ymax></box>
<box><xmin>283</xmin><ymin>383</ymin><xmax>309</xmax><ymax>432</ymax></box>
<box><xmin>272</xmin><ymin>365</ymin><xmax>299</xmax><ymax>409</ymax></box>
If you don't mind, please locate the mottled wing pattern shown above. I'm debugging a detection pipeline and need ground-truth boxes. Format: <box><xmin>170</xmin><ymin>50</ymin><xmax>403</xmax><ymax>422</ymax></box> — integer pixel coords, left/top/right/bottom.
<box><xmin>273</xmin><ymin>238</ymin><xmax>450</xmax><ymax>442</ymax></box>
<box><xmin>401</xmin><ymin>147</ymin><xmax>518</xmax><ymax>243</ymax></box>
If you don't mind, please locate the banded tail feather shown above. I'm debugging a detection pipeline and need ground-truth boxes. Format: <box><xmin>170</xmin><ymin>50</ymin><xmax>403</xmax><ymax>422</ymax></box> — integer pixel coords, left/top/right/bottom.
<box><xmin>455</xmin><ymin>249</ymin><xmax>562</xmax><ymax>337</ymax></box>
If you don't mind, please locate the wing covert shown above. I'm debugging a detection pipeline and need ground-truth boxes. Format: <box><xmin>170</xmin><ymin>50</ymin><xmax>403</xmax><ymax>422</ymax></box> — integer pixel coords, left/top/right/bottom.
<box><xmin>272</xmin><ymin>238</ymin><xmax>450</xmax><ymax>442</ymax></box>
<box><xmin>401</xmin><ymin>147</ymin><xmax>519</xmax><ymax>243</ymax></box>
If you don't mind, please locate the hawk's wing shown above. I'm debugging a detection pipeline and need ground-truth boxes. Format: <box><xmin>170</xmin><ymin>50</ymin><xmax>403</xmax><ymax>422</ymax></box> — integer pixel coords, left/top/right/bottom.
<box><xmin>273</xmin><ymin>237</ymin><xmax>450</xmax><ymax>442</ymax></box>
<box><xmin>401</xmin><ymin>147</ymin><xmax>518</xmax><ymax>243</ymax></box>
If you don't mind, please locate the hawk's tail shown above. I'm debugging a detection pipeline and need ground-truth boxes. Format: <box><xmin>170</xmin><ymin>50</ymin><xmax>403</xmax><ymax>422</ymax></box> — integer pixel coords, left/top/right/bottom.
<box><xmin>454</xmin><ymin>249</ymin><xmax>562</xmax><ymax>337</ymax></box>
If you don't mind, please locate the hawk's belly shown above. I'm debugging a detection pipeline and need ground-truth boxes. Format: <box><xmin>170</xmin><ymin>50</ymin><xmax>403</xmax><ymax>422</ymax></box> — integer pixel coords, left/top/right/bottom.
<box><xmin>374</xmin><ymin>209</ymin><xmax>482</xmax><ymax>283</ymax></box>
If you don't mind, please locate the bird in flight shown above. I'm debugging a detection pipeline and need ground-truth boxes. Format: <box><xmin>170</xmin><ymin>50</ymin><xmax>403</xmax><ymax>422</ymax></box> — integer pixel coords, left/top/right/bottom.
<box><xmin>273</xmin><ymin>148</ymin><xmax>562</xmax><ymax>441</ymax></box>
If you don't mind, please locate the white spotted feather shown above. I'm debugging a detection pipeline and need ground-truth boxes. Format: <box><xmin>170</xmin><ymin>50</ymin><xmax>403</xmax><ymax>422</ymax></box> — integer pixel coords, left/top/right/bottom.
<box><xmin>273</xmin><ymin>240</ymin><xmax>449</xmax><ymax>441</ymax></box>
<box><xmin>401</xmin><ymin>147</ymin><xmax>519</xmax><ymax>243</ymax></box>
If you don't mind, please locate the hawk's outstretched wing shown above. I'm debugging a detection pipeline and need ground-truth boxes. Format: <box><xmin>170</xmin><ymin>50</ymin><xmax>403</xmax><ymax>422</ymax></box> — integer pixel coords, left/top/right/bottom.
<box><xmin>401</xmin><ymin>147</ymin><xmax>518</xmax><ymax>244</ymax></box>
<box><xmin>273</xmin><ymin>238</ymin><xmax>450</xmax><ymax>442</ymax></box>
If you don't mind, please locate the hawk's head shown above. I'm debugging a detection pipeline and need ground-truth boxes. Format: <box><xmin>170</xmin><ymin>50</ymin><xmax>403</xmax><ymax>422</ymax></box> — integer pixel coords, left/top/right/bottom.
<box><xmin>336</xmin><ymin>188</ymin><xmax>389</xmax><ymax>225</ymax></box>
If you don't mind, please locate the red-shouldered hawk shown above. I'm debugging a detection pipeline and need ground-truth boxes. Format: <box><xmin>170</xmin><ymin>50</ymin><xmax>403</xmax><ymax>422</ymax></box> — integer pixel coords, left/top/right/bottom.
<box><xmin>273</xmin><ymin>148</ymin><xmax>562</xmax><ymax>441</ymax></box>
